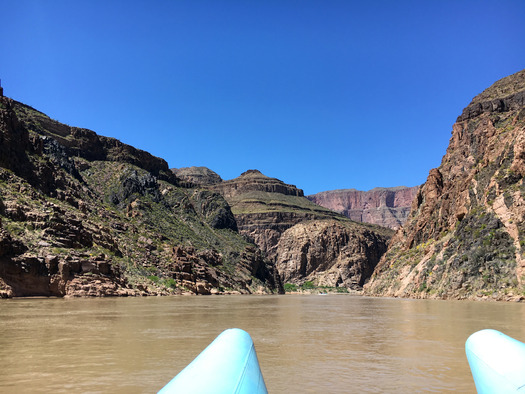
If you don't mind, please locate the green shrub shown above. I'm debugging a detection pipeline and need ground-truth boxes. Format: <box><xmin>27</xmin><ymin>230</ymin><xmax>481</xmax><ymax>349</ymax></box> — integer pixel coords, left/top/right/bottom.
<box><xmin>284</xmin><ymin>283</ymin><xmax>298</xmax><ymax>292</ymax></box>
<box><xmin>163</xmin><ymin>278</ymin><xmax>177</xmax><ymax>288</ymax></box>
<box><xmin>301</xmin><ymin>281</ymin><xmax>315</xmax><ymax>290</ymax></box>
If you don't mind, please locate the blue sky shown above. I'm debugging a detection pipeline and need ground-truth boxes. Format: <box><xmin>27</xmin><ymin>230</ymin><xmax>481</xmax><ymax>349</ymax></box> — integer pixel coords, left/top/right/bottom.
<box><xmin>2</xmin><ymin>1</ymin><xmax>525</xmax><ymax>195</ymax></box>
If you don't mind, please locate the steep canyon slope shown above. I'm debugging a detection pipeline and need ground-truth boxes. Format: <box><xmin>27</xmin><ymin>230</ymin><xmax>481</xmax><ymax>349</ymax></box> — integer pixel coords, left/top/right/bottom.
<box><xmin>177</xmin><ymin>168</ymin><xmax>394</xmax><ymax>289</ymax></box>
<box><xmin>365</xmin><ymin>69</ymin><xmax>525</xmax><ymax>300</ymax></box>
<box><xmin>276</xmin><ymin>220</ymin><xmax>390</xmax><ymax>289</ymax></box>
<box><xmin>308</xmin><ymin>186</ymin><xmax>418</xmax><ymax>229</ymax></box>
<box><xmin>209</xmin><ymin>169</ymin><xmax>340</xmax><ymax>259</ymax></box>
<box><xmin>0</xmin><ymin>97</ymin><xmax>281</xmax><ymax>297</ymax></box>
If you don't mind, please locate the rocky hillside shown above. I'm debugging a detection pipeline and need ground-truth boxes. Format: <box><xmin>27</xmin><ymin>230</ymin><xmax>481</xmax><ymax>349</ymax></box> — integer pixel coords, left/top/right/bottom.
<box><xmin>365</xmin><ymin>69</ymin><xmax>525</xmax><ymax>301</ymax></box>
<box><xmin>308</xmin><ymin>186</ymin><xmax>418</xmax><ymax>229</ymax></box>
<box><xmin>212</xmin><ymin>169</ymin><xmax>304</xmax><ymax>199</ymax></box>
<box><xmin>201</xmin><ymin>169</ymin><xmax>393</xmax><ymax>288</ymax></box>
<box><xmin>276</xmin><ymin>220</ymin><xmax>390</xmax><ymax>289</ymax></box>
<box><xmin>208</xmin><ymin>170</ymin><xmax>348</xmax><ymax>258</ymax></box>
<box><xmin>172</xmin><ymin>166</ymin><xmax>223</xmax><ymax>186</ymax></box>
<box><xmin>0</xmin><ymin>97</ymin><xmax>282</xmax><ymax>297</ymax></box>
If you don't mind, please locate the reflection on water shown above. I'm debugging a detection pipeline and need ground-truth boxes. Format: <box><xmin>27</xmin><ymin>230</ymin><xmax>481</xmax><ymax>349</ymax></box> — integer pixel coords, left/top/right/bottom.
<box><xmin>1</xmin><ymin>295</ymin><xmax>524</xmax><ymax>393</ymax></box>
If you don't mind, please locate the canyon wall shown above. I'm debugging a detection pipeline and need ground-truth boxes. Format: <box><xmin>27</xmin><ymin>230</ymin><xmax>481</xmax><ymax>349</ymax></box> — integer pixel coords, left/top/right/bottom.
<box><xmin>308</xmin><ymin>186</ymin><xmax>418</xmax><ymax>230</ymax></box>
<box><xmin>208</xmin><ymin>169</ymin><xmax>350</xmax><ymax>259</ymax></box>
<box><xmin>205</xmin><ymin>169</ymin><xmax>393</xmax><ymax>288</ymax></box>
<box><xmin>276</xmin><ymin>220</ymin><xmax>389</xmax><ymax>289</ymax></box>
<box><xmin>0</xmin><ymin>97</ymin><xmax>281</xmax><ymax>297</ymax></box>
<box><xmin>365</xmin><ymin>69</ymin><xmax>525</xmax><ymax>301</ymax></box>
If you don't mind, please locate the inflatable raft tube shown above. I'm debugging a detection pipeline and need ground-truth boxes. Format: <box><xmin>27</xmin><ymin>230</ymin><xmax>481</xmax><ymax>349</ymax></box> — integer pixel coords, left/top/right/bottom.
<box><xmin>466</xmin><ymin>329</ymin><xmax>525</xmax><ymax>393</ymax></box>
<box><xmin>158</xmin><ymin>328</ymin><xmax>268</xmax><ymax>394</ymax></box>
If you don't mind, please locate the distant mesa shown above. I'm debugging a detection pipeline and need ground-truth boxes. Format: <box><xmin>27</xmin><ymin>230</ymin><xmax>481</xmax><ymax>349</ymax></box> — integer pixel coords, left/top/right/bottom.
<box><xmin>200</xmin><ymin>168</ymin><xmax>393</xmax><ymax>289</ymax></box>
<box><xmin>207</xmin><ymin>169</ymin><xmax>318</xmax><ymax>254</ymax></box>
<box><xmin>170</xmin><ymin>167</ymin><xmax>305</xmax><ymax>198</ymax></box>
<box><xmin>171</xmin><ymin>166</ymin><xmax>223</xmax><ymax>186</ymax></box>
<box><xmin>211</xmin><ymin>169</ymin><xmax>304</xmax><ymax>199</ymax></box>
<box><xmin>307</xmin><ymin>186</ymin><xmax>419</xmax><ymax>230</ymax></box>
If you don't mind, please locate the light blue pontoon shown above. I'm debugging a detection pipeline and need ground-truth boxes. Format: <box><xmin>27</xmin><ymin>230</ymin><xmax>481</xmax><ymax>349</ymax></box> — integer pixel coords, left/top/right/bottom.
<box><xmin>161</xmin><ymin>327</ymin><xmax>525</xmax><ymax>393</ymax></box>
<box><xmin>466</xmin><ymin>329</ymin><xmax>525</xmax><ymax>393</ymax></box>
<box><xmin>158</xmin><ymin>328</ymin><xmax>268</xmax><ymax>394</ymax></box>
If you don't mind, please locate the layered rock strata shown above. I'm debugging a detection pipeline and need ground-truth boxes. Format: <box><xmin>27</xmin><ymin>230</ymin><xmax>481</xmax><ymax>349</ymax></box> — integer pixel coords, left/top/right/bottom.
<box><xmin>275</xmin><ymin>220</ymin><xmax>390</xmax><ymax>289</ymax></box>
<box><xmin>207</xmin><ymin>169</ymin><xmax>393</xmax><ymax>288</ymax></box>
<box><xmin>211</xmin><ymin>169</ymin><xmax>304</xmax><ymax>198</ymax></box>
<box><xmin>365</xmin><ymin>69</ymin><xmax>525</xmax><ymax>301</ymax></box>
<box><xmin>209</xmin><ymin>170</ymin><xmax>347</xmax><ymax>259</ymax></box>
<box><xmin>307</xmin><ymin>186</ymin><xmax>418</xmax><ymax>230</ymax></box>
<box><xmin>172</xmin><ymin>166</ymin><xmax>223</xmax><ymax>187</ymax></box>
<box><xmin>0</xmin><ymin>97</ymin><xmax>281</xmax><ymax>297</ymax></box>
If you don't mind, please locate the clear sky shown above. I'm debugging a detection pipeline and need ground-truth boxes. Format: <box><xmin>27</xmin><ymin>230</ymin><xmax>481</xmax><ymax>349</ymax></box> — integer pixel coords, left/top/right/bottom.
<box><xmin>2</xmin><ymin>1</ymin><xmax>524</xmax><ymax>195</ymax></box>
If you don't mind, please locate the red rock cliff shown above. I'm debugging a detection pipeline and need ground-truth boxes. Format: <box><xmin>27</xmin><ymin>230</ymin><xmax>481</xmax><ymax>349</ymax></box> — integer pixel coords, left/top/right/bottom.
<box><xmin>308</xmin><ymin>186</ymin><xmax>418</xmax><ymax>229</ymax></box>
<box><xmin>365</xmin><ymin>69</ymin><xmax>525</xmax><ymax>301</ymax></box>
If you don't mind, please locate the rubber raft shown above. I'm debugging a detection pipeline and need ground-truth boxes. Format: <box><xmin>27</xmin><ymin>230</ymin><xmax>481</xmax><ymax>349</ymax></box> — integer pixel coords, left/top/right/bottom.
<box><xmin>466</xmin><ymin>329</ymin><xmax>525</xmax><ymax>393</ymax></box>
<box><xmin>159</xmin><ymin>327</ymin><xmax>525</xmax><ymax>393</ymax></box>
<box><xmin>158</xmin><ymin>328</ymin><xmax>268</xmax><ymax>394</ymax></box>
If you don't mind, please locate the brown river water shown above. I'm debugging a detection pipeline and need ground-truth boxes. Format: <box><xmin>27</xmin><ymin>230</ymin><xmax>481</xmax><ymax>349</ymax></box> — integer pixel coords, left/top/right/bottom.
<box><xmin>1</xmin><ymin>294</ymin><xmax>525</xmax><ymax>393</ymax></box>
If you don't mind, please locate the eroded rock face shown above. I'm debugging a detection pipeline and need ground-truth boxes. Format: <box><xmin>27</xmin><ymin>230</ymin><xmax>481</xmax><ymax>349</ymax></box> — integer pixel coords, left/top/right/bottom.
<box><xmin>0</xmin><ymin>97</ymin><xmax>281</xmax><ymax>297</ymax></box>
<box><xmin>205</xmin><ymin>169</ymin><xmax>394</xmax><ymax>288</ymax></box>
<box><xmin>172</xmin><ymin>166</ymin><xmax>223</xmax><ymax>186</ymax></box>
<box><xmin>211</xmin><ymin>169</ymin><xmax>304</xmax><ymax>198</ymax></box>
<box><xmin>365</xmin><ymin>69</ymin><xmax>525</xmax><ymax>301</ymax></box>
<box><xmin>307</xmin><ymin>186</ymin><xmax>418</xmax><ymax>230</ymax></box>
<box><xmin>13</xmin><ymin>101</ymin><xmax>178</xmax><ymax>183</ymax></box>
<box><xmin>209</xmin><ymin>169</ymin><xmax>351</xmax><ymax>260</ymax></box>
<box><xmin>276</xmin><ymin>220</ymin><xmax>390</xmax><ymax>289</ymax></box>
<box><xmin>234</xmin><ymin>211</ymin><xmax>345</xmax><ymax>259</ymax></box>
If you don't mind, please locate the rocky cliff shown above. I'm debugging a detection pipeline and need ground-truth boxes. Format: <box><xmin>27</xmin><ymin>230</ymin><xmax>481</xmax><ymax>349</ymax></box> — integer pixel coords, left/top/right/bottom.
<box><xmin>0</xmin><ymin>97</ymin><xmax>281</xmax><ymax>297</ymax></box>
<box><xmin>206</xmin><ymin>170</ymin><xmax>393</xmax><ymax>289</ymax></box>
<box><xmin>209</xmin><ymin>170</ymin><xmax>346</xmax><ymax>258</ymax></box>
<box><xmin>172</xmin><ymin>166</ymin><xmax>223</xmax><ymax>186</ymax></box>
<box><xmin>365</xmin><ymin>69</ymin><xmax>525</xmax><ymax>301</ymax></box>
<box><xmin>307</xmin><ymin>186</ymin><xmax>418</xmax><ymax>230</ymax></box>
<box><xmin>212</xmin><ymin>169</ymin><xmax>304</xmax><ymax>198</ymax></box>
<box><xmin>276</xmin><ymin>220</ymin><xmax>390</xmax><ymax>289</ymax></box>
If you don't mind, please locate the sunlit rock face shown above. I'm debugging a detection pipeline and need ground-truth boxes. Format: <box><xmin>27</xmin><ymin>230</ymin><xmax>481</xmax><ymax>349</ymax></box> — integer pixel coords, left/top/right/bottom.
<box><xmin>275</xmin><ymin>220</ymin><xmax>390</xmax><ymax>289</ymax></box>
<box><xmin>365</xmin><ymin>69</ymin><xmax>525</xmax><ymax>301</ymax></box>
<box><xmin>308</xmin><ymin>186</ymin><xmax>419</xmax><ymax>230</ymax></box>
<box><xmin>207</xmin><ymin>170</ymin><xmax>394</xmax><ymax>290</ymax></box>
<box><xmin>171</xmin><ymin>166</ymin><xmax>223</xmax><ymax>187</ymax></box>
<box><xmin>208</xmin><ymin>169</ymin><xmax>342</xmax><ymax>259</ymax></box>
<box><xmin>0</xmin><ymin>97</ymin><xmax>282</xmax><ymax>297</ymax></box>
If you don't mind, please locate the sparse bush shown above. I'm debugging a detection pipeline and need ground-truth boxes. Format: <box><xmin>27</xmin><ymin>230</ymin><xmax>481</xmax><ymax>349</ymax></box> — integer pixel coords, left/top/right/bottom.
<box><xmin>163</xmin><ymin>278</ymin><xmax>177</xmax><ymax>288</ymax></box>
<box><xmin>301</xmin><ymin>281</ymin><xmax>315</xmax><ymax>290</ymax></box>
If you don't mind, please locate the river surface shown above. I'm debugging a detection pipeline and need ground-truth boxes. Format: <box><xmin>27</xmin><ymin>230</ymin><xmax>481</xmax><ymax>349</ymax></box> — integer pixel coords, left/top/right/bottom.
<box><xmin>1</xmin><ymin>295</ymin><xmax>525</xmax><ymax>393</ymax></box>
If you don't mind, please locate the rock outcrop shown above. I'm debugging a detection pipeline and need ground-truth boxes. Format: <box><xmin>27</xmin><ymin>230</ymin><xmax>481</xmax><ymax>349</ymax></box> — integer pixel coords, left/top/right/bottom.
<box><xmin>365</xmin><ymin>69</ymin><xmax>525</xmax><ymax>301</ymax></box>
<box><xmin>307</xmin><ymin>186</ymin><xmax>418</xmax><ymax>229</ymax></box>
<box><xmin>172</xmin><ymin>166</ymin><xmax>223</xmax><ymax>186</ymax></box>
<box><xmin>209</xmin><ymin>170</ymin><xmax>349</xmax><ymax>259</ymax></box>
<box><xmin>0</xmin><ymin>97</ymin><xmax>281</xmax><ymax>297</ymax></box>
<box><xmin>13</xmin><ymin>102</ymin><xmax>179</xmax><ymax>185</ymax></box>
<box><xmin>207</xmin><ymin>169</ymin><xmax>394</xmax><ymax>289</ymax></box>
<box><xmin>275</xmin><ymin>220</ymin><xmax>390</xmax><ymax>289</ymax></box>
<box><xmin>211</xmin><ymin>169</ymin><xmax>304</xmax><ymax>198</ymax></box>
